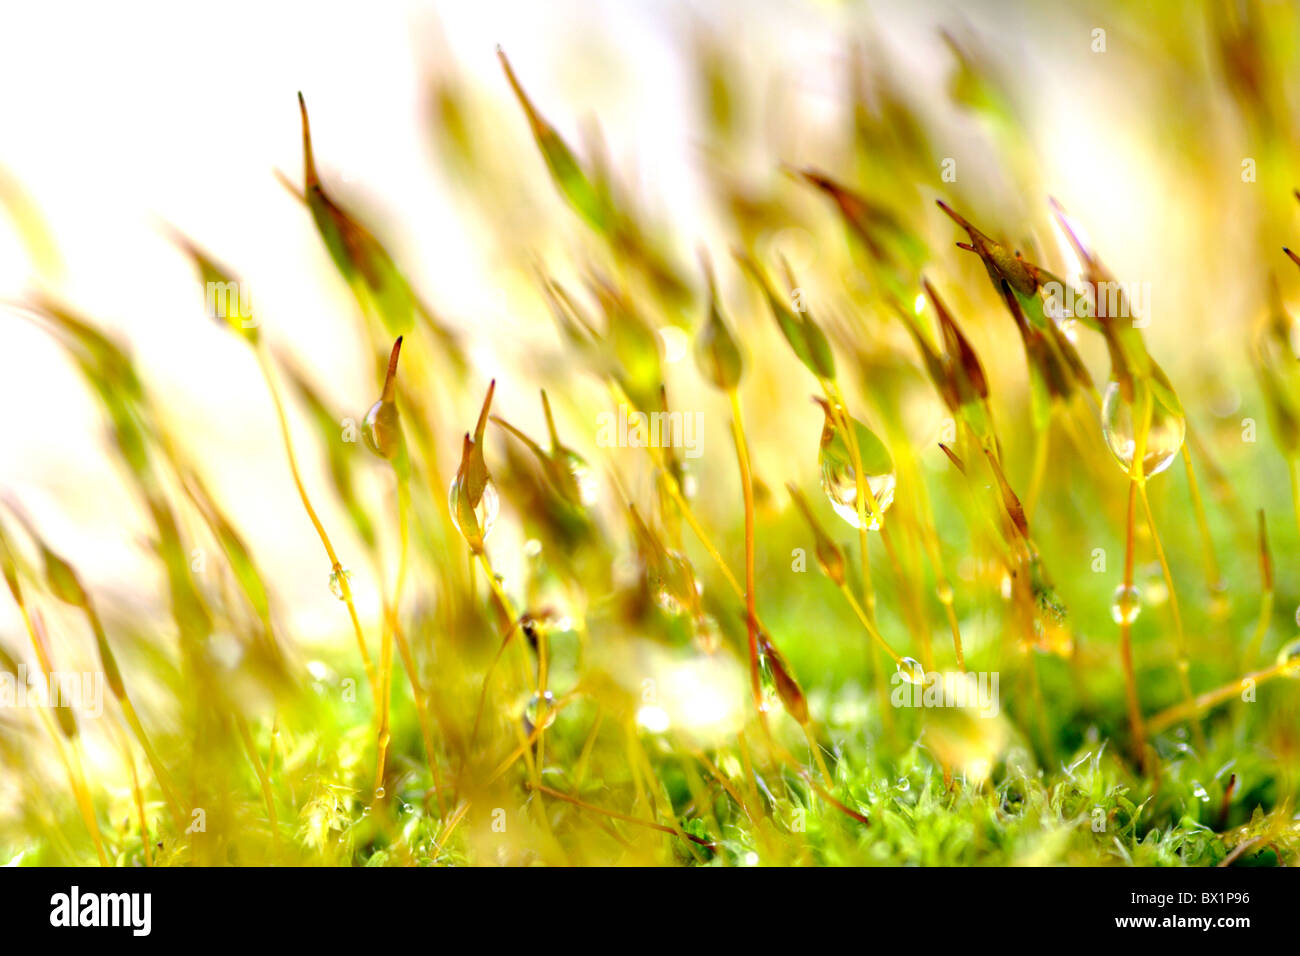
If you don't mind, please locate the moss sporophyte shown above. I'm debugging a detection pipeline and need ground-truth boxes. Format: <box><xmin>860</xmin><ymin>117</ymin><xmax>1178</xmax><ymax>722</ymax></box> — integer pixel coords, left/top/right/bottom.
<box><xmin>1</xmin><ymin>18</ymin><xmax>1298</xmax><ymax>867</ymax></box>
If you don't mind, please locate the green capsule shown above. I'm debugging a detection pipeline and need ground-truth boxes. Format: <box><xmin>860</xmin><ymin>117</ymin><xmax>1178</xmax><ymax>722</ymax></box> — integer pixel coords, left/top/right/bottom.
<box><xmin>361</xmin><ymin>338</ymin><xmax>405</xmax><ymax>462</ymax></box>
<box><xmin>449</xmin><ymin>381</ymin><xmax>498</xmax><ymax>553</ymax></box>
<box><xmin>694</xmin><ymin>255</ymin><xmax>744</xmax><ymax>391</ymax></box>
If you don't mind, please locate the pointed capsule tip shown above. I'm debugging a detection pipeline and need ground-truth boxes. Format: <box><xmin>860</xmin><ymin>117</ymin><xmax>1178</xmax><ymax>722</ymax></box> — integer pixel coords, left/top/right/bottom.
<box><xmin>938</xmin><ymin>442</ymin><xmax>966</xmax><ymax>473</ymax></box>
<box><xmin>539</xmin><ymin>389</ymin><xmax>561</xmax><ymax>445</ymax></box>
<box><xmin>472</xmin><ymin>380</ymin><xmax>497</xmax><ymax>441</ymax></box>
<box><xmin>381</xmin><ymin>336</ymin><xmax>403</xmax><ymax>398</ymax></box>
<box><xmin>935</xmin><ymin>199</ymin><xmax>969</xmax><ymax>228</ymax></box>
<box><xmin>297</xmin><ymin>92</ymin><xmax>318</xmax><ymax>187</ymax></box>
<box><xmin>497</xmin><ymin>48</ymin><xmax>532</xmax><ymax>112</ymax></box>
<box><xmin>695</xmin><ymin>243</ymin><xmax>714</xmax><ymax>281</ymax></box>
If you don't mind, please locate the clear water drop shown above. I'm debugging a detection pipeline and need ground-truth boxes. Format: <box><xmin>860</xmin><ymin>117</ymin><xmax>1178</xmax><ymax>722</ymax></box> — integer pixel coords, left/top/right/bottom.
<box><xmin>820</xmin><ymin>458</ymin><xmax>895</xmax><ymax>530</ymax></box>
<box><xmin>896</xmin><ymin>656</ymin><xmax>926</xmax><ymax>685</ymax></box>
<box><xmin>817</xmin><ymin>403</ymin><xmax>896</xmax><ymax>530</ymax></box>
<box><xmin>654</xmin><ymin>590</ymin><xmax>684</xmax><ymax>617</ymax></box>
<box><xmin>362</xmin><ymin>399</ymin><xmax>401</xmax><ymax>460</ymax></box>
<box><xmin>1100</xmin><ymin>380</ymin><xmax>1185</xmax><ymax>478</ymax></box>
<box><xmin>563</xmin><ymin>450</ymin><xmax>598</xmax><ymax>506</ymax></box>
<box><xmin>896</xmin><ymin>777</ymin><xmax>910</xmax><ymax>793</ymax></box>
<box><xmin>1191</xmin><ymin>782</ymin><xmax>1209</xmax><ymax>803</ymax></box>
<box><xmin>328</xmin><ymin>567</ymin><xmax>353</xmax><ymax>600</ymax></box>
<box><xmin>374</xmin><ymin>786</ymin><xmax>386</xmax><ymax>799</ymax></box>
<box><xmin>693</xmin><ymin>614</ymin><xmax>722</xmax><ymax>654</ymax></box>
<box><xmin>757</xmin><ymin>654</ymin><xmax>778</xmax><ymax>711</ymax></box>
<box><xmin>522</xmin><ymin>690</ymin><xmax>556</xmax><ymax>736</ymax></box>
<box><xmin>1110</xmin><ymin>584</ymin><xmax>1141</xmax><ymax>624</ymax></box>
<box><xmin>1276</xmin><ymin>637</ymin><xmax>1300</xmax><ymax>678</ymax></box>
<box><xmin>1140</xmin><ymin>563</ymin><xmax>1168</xmax><ymax>607</ymax></box>
<box><xmin>652</xmin><ymin>550</ymin><xmax>695</xmax><ymax>618</ymax></box>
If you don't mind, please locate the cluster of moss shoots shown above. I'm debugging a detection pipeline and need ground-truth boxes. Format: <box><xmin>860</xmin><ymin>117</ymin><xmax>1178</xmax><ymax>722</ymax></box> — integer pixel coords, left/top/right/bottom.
<box><xmin>0</xmin><ymin>42</ymin><xmax>1298</xmax><ymax>867</ymax></box>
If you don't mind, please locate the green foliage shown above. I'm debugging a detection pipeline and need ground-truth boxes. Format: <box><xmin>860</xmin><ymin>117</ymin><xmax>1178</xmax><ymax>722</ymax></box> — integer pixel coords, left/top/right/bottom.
<box><xmin>1</xmin><ymin>6</ymin><xmax>1299</xmax><ymax>869</ymax></box>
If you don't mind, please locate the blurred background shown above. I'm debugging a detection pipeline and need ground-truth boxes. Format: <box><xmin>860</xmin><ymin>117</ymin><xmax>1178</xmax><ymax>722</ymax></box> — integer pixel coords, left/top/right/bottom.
<box><xmin>1</xmin><ymin>0</ymin><xmax>1297</xmax><ymax>654</ymax></box>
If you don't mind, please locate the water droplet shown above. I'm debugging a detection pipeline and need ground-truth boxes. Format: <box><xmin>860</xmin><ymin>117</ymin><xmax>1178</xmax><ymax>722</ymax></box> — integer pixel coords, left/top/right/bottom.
<box><xmin>328</xmin><ymin>567</ymin><xmax>353</xmax><ymax>600</ymax></box>
<box><xmin>896</xmin><ymin>777</ymin><xmax>910</xmax><ymax>792</ymax></box>
<box><xmin>1140</xmin><ymin>563</ymin><xmax>1168</xmax><ymax>607</ymax></box>
<box><xmin>816</xmin><ymin>402</ymin><xmax>895</xmax><ymax>529</ymax></box>
<box><xmin>1191</xmin><ymin>782</ymin><xmax>1209</xmax><ymax>802</ymax></box>
<box><xmin>1100</xmin><ymin>380</ymin><xmax>1185</xmax><ymax>478</ymax></box>
<box><xmin>652</xmin><ymin>550</ymin><xmax>696</xmax><ymax>617</ymax></box>
<box><xmin>374</xmin><ymin>786</ymin><xmax>386</xmax><ymax>799</ymax></box>
<box><xmin>1110</xmin><ymin>584</ymin><xmax>1141</xmax><ymax>624</ymax></box>
<box><xmin>757</xmin><ymin>654</ymin><xmax>779</xmax><ymax>711</ymax></box>
<box><xmin>896</xmin><ymin>656</ymin><xmax>926</xmax><ymax>685</ymax></box>
<box><xmin>362</xmin><ymin>399</ymin><xmax>401</xmax><ymax>459</ymax></box>
<box><xmin>693</xmin><ymin>614</ymin><xmax>722</xmax><ymax>654</ymax></box>
<box><xmin>522</xmin><ymin>690</ymin><xmax>556</xmax><ymax>736</ymax></box>
<box><xmin>1276</xmin><ymin>638</ymin><xmax>1300</xmax><ymax>678</ymax></box>
<box><xmin>820</xmin><ymin>458</ymin><xmax>895</xmax><ymax>530</ymax></box>
<box><xmin>563</xmin><ymin>451</ymin><xmax>598</xmax><ymax>506</ymax></box>
<box><xmin>654</xmin><ymin>591</ymin><xmax>684</xmax><ymax>617</ymax></box>
<box><xmin>447</xmin><ymin>474</ymin><xmax>500</xmax><ymax>544</ymax></box>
